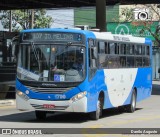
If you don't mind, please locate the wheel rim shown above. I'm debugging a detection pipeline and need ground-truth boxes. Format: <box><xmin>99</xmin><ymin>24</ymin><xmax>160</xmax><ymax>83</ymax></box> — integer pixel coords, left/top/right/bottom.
<box><xmin>90</xmin><ymin>98</ymin><xmax>103</xmax><ymax>120</ymax></box>
<box><xmin>132</xmin><ymin>93</ymin><xmax>136</xmax><ymax>110</ymax></box>
<box><xmin>97</xmin><ymin>100</ymin><xmax>102</xmax><ymax>117</ymax></box>
<box><xmin>97</xmin><ymin>100</ymin><xmax>101</xmax><ymax>118</ymax></box>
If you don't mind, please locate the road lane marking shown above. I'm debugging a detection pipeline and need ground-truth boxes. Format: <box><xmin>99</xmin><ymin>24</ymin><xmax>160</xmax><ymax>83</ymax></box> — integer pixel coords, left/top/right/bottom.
<box><xmin>83</xmin><ymin>115</ymin><xmax>160</xmax><ymax>137</ymax></box>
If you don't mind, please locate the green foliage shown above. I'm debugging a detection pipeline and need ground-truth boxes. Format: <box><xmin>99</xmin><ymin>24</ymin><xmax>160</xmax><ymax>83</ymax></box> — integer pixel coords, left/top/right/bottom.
<box><xmin>120</xmin><ymin>8</ymin><xmax>134</xmax><ymax>22</ymax></box>
<box><xmin>0</xmin><ymin>9</ymin><xmax>53</xmax><ymax>32</ymax></box>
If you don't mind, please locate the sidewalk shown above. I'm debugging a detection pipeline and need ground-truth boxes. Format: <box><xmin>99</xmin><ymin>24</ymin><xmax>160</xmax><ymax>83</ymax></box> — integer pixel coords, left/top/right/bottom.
<box><xmin>0</xmin><ymin>99</ymin><xmax>15</xmax><ymax>107</ymax></box>
<box><xmin>152</xmin><ymin>80</ymin><xmax>160</xmax><ymax>85</ymax></box>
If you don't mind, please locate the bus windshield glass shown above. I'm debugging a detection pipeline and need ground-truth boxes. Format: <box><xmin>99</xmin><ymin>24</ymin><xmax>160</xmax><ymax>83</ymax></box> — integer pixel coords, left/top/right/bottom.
<box><xmin>17</xmin><ymin>43</ymin><xmax>85</xmax><ymax>82</ymax></box>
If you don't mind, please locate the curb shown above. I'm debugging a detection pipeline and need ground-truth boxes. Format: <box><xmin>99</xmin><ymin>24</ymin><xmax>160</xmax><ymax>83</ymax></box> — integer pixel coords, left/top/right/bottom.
<box><xmin>0</xmin><ymin>99</ymin><xmax>15</xmax><ymax>107</ymax></box>
<box><xmin>152</xmin><ymin>81</ymin><xmax>160</xmax><ymax>85</ymax></box>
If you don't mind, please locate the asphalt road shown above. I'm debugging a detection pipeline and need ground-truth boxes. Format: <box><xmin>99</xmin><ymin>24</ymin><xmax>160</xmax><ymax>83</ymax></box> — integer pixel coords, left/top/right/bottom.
<box><xmin>0</xmin><ymin>81</ymin><xmax>160</xmax><ymax>137</ymax></box>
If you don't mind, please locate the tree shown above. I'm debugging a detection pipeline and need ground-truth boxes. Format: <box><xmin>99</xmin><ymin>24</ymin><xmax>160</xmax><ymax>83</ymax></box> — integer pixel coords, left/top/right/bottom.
<box><xmin>0</xmin><ymin>9</ymin><xmax>53</xmax><ymax>32</ymax></box>
<box><xmin>119</xmin><ymin>4</ymin><xmax>160</xmax><ymax>46</ymax></box>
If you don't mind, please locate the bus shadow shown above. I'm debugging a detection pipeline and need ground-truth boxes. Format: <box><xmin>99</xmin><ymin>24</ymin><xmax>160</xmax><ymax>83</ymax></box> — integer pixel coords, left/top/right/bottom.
<box><xmin>0</xmin><ymin>111</ymin><xmax>88</xmax><ymax>123</ymax></box>
<box><xmin>101</xmin><ymin>108</ymin><xmax>142</xmax><ymax>119</ymax></box>
<box><xmin>0</xmin><ymin>108</ymin><xmax>143</xmax><ymax>123</ymax></box>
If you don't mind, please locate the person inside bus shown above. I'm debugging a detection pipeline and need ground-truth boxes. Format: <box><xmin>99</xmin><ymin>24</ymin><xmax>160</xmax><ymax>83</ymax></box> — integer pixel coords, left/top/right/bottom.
<box><xmin>72</xmin><ymin>57</ymin><xmax>83</xmax><ymax>71</ymax></box>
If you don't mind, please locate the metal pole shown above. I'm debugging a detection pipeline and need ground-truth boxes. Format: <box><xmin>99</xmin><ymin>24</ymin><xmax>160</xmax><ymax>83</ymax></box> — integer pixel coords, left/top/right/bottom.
<box><xmin>30</xmin><ymin>9</ymin><xmax>34</xmax><ymax>29</ymax></box>
<box><xmin>96</xmin><ymin>0</ymin><xmax>106</xmax><ymax>32</ymax></box>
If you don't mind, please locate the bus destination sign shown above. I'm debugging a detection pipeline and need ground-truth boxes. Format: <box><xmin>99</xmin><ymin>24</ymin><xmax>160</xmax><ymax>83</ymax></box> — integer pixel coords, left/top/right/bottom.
<box><xmin>22</xmin><ymin>32</ymin><xmax>83</xmax><ymax>42</ymax></box>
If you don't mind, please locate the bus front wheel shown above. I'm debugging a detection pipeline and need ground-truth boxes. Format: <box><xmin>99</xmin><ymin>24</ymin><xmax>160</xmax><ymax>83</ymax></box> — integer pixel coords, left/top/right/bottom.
<box><xmin>90</xmin><ymin>97</ymin><xmax>103</xmax><ymax>120</ymax></box>
<box><xmin>35</xmin><ymin>111</ymin><xmax>47</xmax><ymax>120</ymax></box>
<box><xmin>126</xmin><ymin>89</ymin><xmax>137</xmax><ymax>113</ymax></box>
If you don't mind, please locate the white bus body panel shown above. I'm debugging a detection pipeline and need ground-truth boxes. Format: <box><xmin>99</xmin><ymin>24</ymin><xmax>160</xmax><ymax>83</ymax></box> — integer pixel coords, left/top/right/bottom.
<box><xmin>104</xmin><ymin>68</ymin><xmax>138</xmax><ymax>107</ymax></box>
<box><xmin>16</xmin><ymin>94</ymin><xmax>87</xmax><ymax>112</ymax></box>
<box><xmin>93</xmin><ymin>32</ymin><xmax>145</xmax><ymax>43</ymax></box>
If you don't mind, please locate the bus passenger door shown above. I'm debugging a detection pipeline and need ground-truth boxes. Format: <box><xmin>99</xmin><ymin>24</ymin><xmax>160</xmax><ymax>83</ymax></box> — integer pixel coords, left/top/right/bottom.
<box><xmin>89</xmin><ymin>39</ymin><xmax>97</xmax><ymax>81</ymax></box>
<box><xmin>87</xmin><ymin>39</ymin><xmax>99</xmax><ymax>112</ymax></box>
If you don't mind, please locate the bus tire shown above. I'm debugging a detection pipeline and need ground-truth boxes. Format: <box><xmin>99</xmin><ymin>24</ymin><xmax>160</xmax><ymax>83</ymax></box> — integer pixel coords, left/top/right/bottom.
<box><xmin>35</xmin><ymin>111</ymin><xmax>47</xmax><ymax>120</ymax></box>
<box><xmin>90</xmin><ymin>97</ymin><xmax>103</xmax><ymax>120</ymax></box>
<box><xmin>126</xmin><ymin>89</ymin><xmax>137</xmax><ymax>113</ymax></box>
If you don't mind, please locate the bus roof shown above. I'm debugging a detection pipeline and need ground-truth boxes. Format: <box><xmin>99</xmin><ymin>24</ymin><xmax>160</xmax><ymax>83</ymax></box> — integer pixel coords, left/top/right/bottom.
<box><xmin>92</xmin><ymin>31</ymin><xmax>151</xmax><ymax>44</ymax></box>
<box><xmin>21</xmin><ymin>28</ymin><xmax>152</xmax><ymax>45</ymax></box>
<box><xmin>21</xmin><ymin>28</ymin><xmax>94</xmax><ymax>35</ymax></box>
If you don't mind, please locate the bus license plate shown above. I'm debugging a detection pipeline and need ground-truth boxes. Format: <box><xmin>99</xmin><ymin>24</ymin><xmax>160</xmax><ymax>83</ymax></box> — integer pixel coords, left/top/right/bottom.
<box><xmin>43</xmin><ymin>104</ymin><xmax>55</xmax><ymax>109</ymax></box>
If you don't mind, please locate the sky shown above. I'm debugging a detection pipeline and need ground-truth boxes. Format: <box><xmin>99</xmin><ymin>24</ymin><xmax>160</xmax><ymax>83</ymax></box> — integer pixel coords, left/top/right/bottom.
<box><xmin>0</xmin><ymin>9</ymin><xmax>74</xmax><ymax>31</ymax></box>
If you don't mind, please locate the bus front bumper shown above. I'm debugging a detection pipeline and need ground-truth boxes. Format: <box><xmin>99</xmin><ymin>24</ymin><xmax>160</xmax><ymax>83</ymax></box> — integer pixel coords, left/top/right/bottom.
<box><xmin>16</xmin><ymin>94</ymin><xmax>87</xmax><ymax>113</ymax></box>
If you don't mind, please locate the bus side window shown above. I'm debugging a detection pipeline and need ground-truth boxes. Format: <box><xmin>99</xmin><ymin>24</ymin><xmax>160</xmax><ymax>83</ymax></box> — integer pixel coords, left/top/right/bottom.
<box><xmin>99</xmin><ymin>55</ymin><xmax>108</xmax><ymax>68</ymax></box>
<box><xmin>143</xmin><ymin>56</ymin><xmax>150</xmax><ymax>67</ymax></box>
<box><xmin>138</xmin><ymin>45</ymin><xmax>142</xmax><ymax>55</ymax></box>
<box><xmin>107</xmin><ymin>56</ymin><xmax>120</xmax><ymax>69</ymax></box>
<box><xmin>98</xmin><ymin>41</ymin><xmax>105</xmax><ymax>54</ymax></box>
<box><xmin>135</xmin><ymin>57</ymin><xmax>142</xmax><ymax>67</ymax></box>
<box><xmin>105</xmin><ymin>42</ymin><xmax>109</xmax><ymax>54</ymax></box>
<box><xmin>142</xmin><ymin>45</ymin><xmax>145</xmax><ymax>55</ymax></box>
<box><xmin>108</xmin><ymin>42</ymin><xmax>115</xmax><ymax>54</ymax></box>
<box><xmin>135</xmin><ymin>45</ymin><xmax>142</xmax><ymax>55</ymax></box>
<box><xmin>131</xmin><ymin>45</ymin><xmax>134</xmax><ymax>55</ymax></box>
<box><xmin>120</xmin><ymin>56</ymin><xmax>126</xmax><ymax>67</ymax></box>
<box><xmin>90</xmin><ymin>46</ymin><xmax>97</xmax><ymax>68</ymax></box>
<box><xmin>115</xmin><ymin>43</ymin><xmax>119</xmax><ymax>54</ymax></box>
<box><xmin>120</xmin><ymin>44</ymin><xmax>126</xmax><ymax>55</ymax></box>
<box><xmin>126</xmin><ymin>44</ymin><xmax>134</xmax><ymax>55</ymax></box>
<box><xmin>127</xmin><ymin>56</ymin><xmax>134</xmax><ymax>67</ymax></box>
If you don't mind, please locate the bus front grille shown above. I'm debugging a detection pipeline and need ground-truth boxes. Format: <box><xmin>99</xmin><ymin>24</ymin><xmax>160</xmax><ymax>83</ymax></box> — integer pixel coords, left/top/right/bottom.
<box><xmin>26</xmin><ymin>86</ymin><xmax>74</xmax><ymax>94</ymax></box>
<box><xmin>31</xmin><ymin>104</ymin><xmax>69</xmax><ymax>110</ymax></box>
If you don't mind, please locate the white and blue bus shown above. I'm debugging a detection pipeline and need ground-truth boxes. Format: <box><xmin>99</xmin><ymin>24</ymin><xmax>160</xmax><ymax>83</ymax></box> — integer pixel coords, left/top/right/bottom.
<box><xmin>16</xmin><ymin>28</ymin><xmax>152</xmax><ymax>120</ymax></box>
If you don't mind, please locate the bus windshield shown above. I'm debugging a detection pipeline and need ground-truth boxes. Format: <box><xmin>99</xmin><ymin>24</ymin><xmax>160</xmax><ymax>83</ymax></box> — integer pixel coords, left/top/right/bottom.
<box><xmin>17</xmin><ymin>43</ymin><xmax>85</xmax><ymax>82</ymax></box>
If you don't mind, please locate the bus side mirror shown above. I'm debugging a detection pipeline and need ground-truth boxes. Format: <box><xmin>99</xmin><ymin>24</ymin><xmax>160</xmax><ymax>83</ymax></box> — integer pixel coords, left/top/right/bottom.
<box><xmin>91</xmin><ymin>47</ymin><xmax>97</xmax><ymax>59</ymax></box>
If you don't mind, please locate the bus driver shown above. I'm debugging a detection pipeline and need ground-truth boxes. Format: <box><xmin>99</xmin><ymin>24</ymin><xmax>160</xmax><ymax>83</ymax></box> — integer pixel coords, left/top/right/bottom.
<box><xmin>72</xmin><ymin>57</ymin><xmax>83</xmax><ymax>71</ymax></box>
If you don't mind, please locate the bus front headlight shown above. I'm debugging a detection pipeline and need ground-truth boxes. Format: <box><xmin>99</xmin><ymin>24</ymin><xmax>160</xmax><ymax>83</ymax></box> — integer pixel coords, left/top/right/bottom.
<box><xmin>71</xmin><ymin>91</ymin><xmax>87</xmax><ymax>102</ymax></box>
<box><xmin>16</xmin><ymin>90</ymin><xmax>29</xmax><ymax>101</ymax></box>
